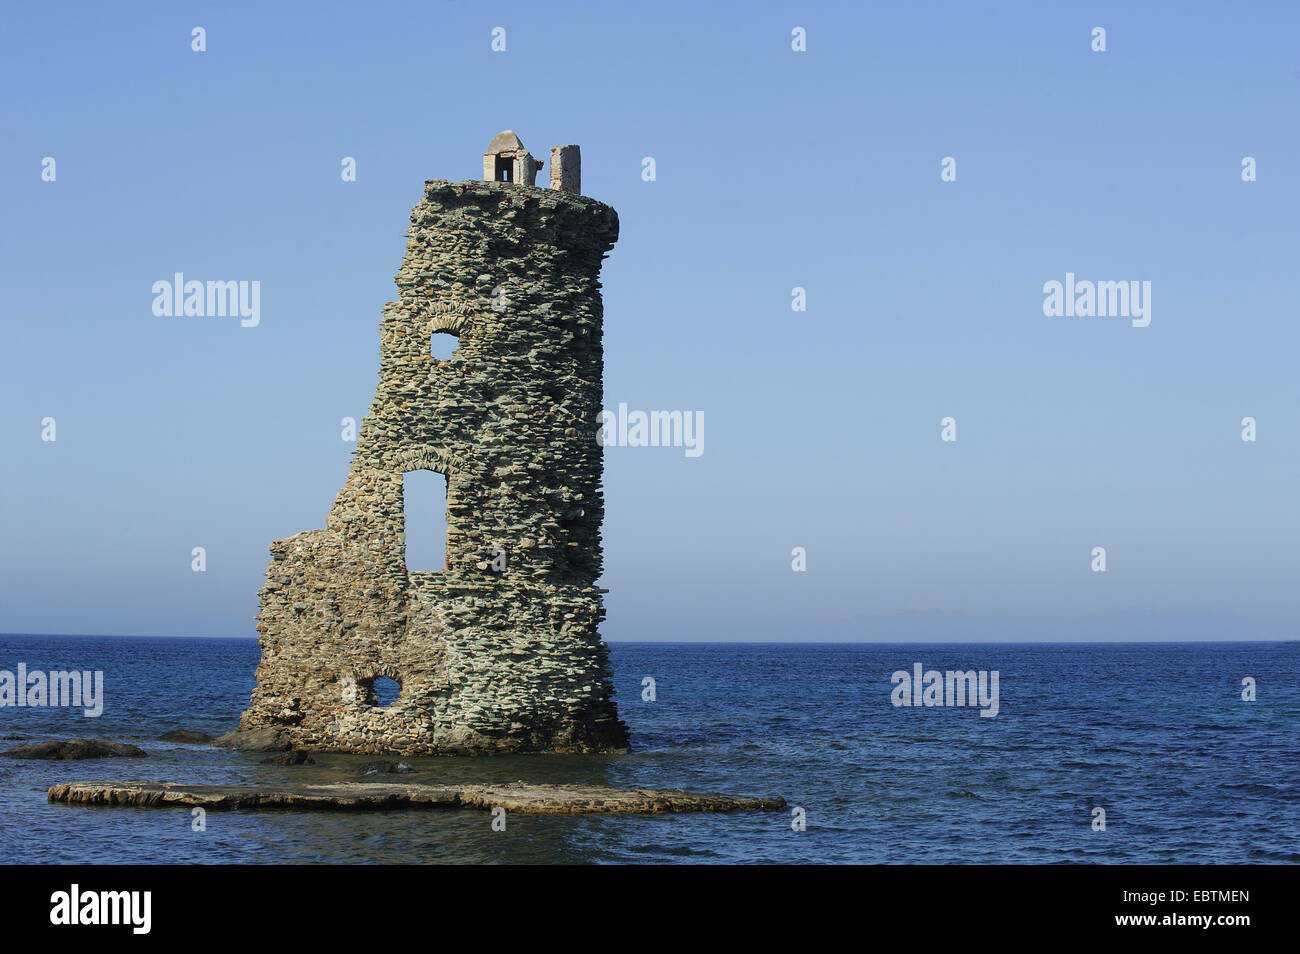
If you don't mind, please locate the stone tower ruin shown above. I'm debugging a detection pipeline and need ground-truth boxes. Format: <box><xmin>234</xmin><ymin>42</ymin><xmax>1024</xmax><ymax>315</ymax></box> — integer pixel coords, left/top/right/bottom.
<box><xmin>226</xmin><ymin>131</ymin><xmax>628</xmax><ymax>755</ymax></box>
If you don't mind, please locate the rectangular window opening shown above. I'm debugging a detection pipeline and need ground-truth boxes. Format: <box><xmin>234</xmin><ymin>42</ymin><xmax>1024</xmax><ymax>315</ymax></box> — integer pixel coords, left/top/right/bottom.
<box><xmin>402</xmin><ymin>470</ymin><xmax>448</xmax><ymax>572</ymax></box>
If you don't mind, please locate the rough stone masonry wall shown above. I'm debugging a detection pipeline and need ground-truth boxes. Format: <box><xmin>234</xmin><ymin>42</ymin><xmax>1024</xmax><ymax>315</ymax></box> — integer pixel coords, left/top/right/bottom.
<box><xmin>231</xmin><ymin>179</ymin><xmax>628</xmax><ymax>755</ymax></box>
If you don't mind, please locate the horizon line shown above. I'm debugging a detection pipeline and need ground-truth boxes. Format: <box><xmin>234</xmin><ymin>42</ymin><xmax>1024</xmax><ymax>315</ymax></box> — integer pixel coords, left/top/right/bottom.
<box><xmin>0</xmin><ymin>631</ymin><xmax>1294</xmax><ymax>645</ymax></box>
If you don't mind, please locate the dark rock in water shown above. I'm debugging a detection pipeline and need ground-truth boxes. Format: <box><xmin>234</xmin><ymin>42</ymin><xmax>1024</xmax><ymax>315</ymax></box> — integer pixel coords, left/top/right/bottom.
<box><xmin>4</xmin><ymin>739</ymin><xmax>146</xmax><ymax>760</ymax></box>
<box><xmin>46</xmin><ymin>780</ymin><xmax>787</xmax><ymax>815</ymax></box>
<box><xmin>261</xmin><ymin>750</ymin><xmax>316</xmax><ymax>765</ymax></box>
<box><xmin>213</xmin><ymin>727</ymin><xmax>290</xmax><ymax>752</ymax></box>
<box><xmin>159</xmin><ymin>730</ymin><xmax>214</xmax><ymax>744</ymax></box>
<box><xmin>360</xmin><ymin>761</ymin><xmax>413</xmax><ymax>776</ymax></box>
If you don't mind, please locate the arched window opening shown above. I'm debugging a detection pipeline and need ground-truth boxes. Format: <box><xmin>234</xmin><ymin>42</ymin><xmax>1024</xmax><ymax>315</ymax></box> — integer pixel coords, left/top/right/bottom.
<box><xmin>431</xmin><ymin>330</ymin><xmax>460</xmax><ymax>361</ymax></box>
<box><xmin>403</xmin><ymin>470</ymin><xmax>448</xmax><ymax>572</ymax></box>
<box><xmin>371</xmin><ymin>676</ymin><xmax>400</xmax><ymax>707</ymax></box>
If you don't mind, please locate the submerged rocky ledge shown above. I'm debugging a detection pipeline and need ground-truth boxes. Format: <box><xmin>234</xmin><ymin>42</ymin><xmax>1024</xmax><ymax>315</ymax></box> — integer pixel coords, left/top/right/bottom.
<box><xmin>47</xmin><ymin>780</ymin><xmax>785</xmax><ymax>815</ymax></box>
<box><xmin>6</xmin><ymin>740</ymin><xmax>146</xmax><ymax>760</ymax></box>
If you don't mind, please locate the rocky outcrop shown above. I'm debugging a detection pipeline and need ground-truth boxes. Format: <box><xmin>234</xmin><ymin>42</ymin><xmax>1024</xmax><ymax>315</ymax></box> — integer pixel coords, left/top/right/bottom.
<box><xmin>260</xmin><ymin>750</ymin><xmax>316</xmax><ymax>765</ymax></box>
<box><xmin>158</xmin><ymin>730</ymin><xmax>214</xmax><ymax>744</ymax></box>
<box><xmin>229</xmin><ymin>173</ymin><xmax>628</xmax><ymax>757</ymax></box>
<box><xmin>213</xmin><ymin>726</ymin><xmax>288</xmax><ymax>751</ymax></box>
<box><xmin>48</xmin><ymin>780</ymin><xmax>785</xmax><ymax>815</ymax></box>
<box><xmin>5</xmin><ymin>739</ymin><xmax>146</xmax><ymax>760</ymax></box>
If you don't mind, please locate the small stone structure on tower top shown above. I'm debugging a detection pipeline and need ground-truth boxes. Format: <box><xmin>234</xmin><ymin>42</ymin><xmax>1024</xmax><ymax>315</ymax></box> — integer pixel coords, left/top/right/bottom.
<box><xmin>482</xmin><ymin>130</ymin><xmax>542</xmax><ymax>186</ymax></box>
<box><xmin>549</xmin><ymin>144</ymin><xmax>580</xmax><ymax>195</ymax></box>
<box><xmin>223</xmin><ymin>131</ymin><xmax>627</xmax><ymax>756</ymax></box>
<box><xmin>482</xmin><ymin>130</ymin><xmax>582</xmax><ymax>195</ymax></box>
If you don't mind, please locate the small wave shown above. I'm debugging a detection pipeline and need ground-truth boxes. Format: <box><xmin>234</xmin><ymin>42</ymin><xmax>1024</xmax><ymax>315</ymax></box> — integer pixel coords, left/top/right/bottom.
<box><xmin>1218</xmin><ymin>782</ymin><xmax>1292</xmax><ymax>798</ymax></box>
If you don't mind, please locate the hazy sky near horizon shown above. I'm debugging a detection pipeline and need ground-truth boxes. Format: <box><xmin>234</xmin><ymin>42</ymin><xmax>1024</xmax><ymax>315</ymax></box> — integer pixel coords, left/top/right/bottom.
<box><xmin>2</xmin><ymin>1</ymin><xmax>1297</xmax><ymax>641</ymax></box>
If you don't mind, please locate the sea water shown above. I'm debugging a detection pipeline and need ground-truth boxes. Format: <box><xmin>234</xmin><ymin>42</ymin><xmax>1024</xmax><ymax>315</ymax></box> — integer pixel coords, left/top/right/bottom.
<box><xmin>0</xmin><ymin>635</ymin><xmax>1295</xmax><ymax>864</ymax></box>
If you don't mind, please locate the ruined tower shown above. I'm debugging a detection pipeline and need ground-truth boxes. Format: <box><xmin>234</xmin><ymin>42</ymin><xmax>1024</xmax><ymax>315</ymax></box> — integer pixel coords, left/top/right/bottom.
<box><xmin>227</xmin><ymin>132</ymin><xmax>628</xmax><ymax>755</ymax></box>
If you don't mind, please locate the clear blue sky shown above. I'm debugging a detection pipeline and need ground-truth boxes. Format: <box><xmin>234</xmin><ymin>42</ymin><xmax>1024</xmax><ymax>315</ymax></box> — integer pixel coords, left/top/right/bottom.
<box><xmin>2</xmin><ymin>1</ymin><xmax>1297</xmax><ymax>640</ymax></box>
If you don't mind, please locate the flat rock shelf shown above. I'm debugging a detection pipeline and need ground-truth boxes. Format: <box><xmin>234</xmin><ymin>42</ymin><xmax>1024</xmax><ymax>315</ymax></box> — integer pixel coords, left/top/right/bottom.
<box><xmin>47</xmin><ymin>781</ymin><xmax>786</xmax><ymax>815</ymax></box>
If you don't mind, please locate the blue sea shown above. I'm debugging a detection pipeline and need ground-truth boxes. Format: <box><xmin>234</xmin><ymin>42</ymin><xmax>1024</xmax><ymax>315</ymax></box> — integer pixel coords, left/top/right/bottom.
<box><xmin>0</xmin><ymin>635</ymin><xmax>1296</xmax><ymax>864</ymax></box>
